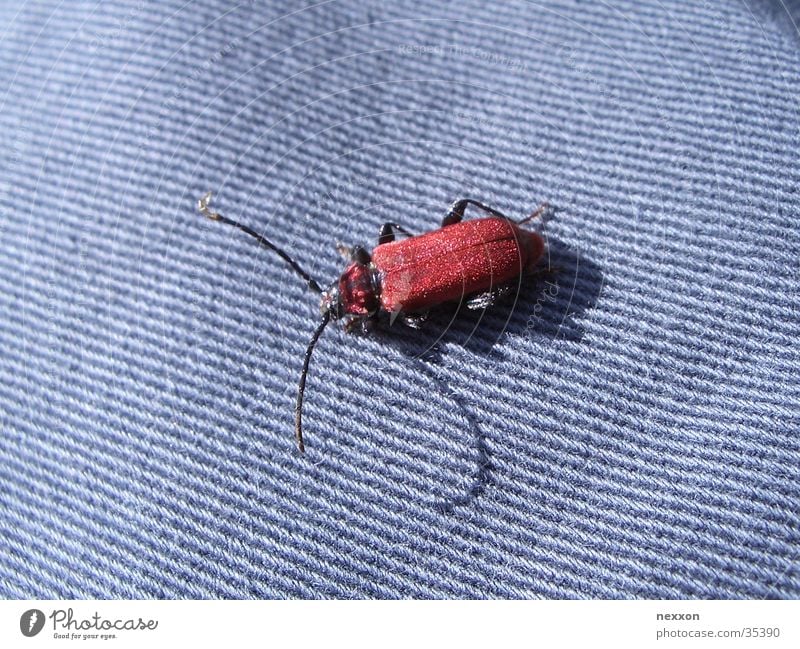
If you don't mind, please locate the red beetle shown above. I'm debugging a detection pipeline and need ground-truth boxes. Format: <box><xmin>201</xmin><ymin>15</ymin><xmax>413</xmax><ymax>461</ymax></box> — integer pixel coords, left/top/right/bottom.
<box><xmin>198</xmin><ymin>193</ymin><xmax>548</xmax><ymax>452</ymax></box>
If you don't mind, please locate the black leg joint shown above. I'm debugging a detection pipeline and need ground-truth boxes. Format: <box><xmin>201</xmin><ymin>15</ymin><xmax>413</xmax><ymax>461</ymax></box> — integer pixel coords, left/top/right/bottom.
<box><xmin>351</xmin><ymin>246</ymin><xmax>371</xmax><ymax>264</ymax></box>
<box><xmin>378</xmin><ymin>222</ymin><xmax>415</xmax><ymax>245</ymax></box>
<box><xmin>442</xmin><ymin>199</ymin><xmax>512</xmax><ymax>227</ymax></box>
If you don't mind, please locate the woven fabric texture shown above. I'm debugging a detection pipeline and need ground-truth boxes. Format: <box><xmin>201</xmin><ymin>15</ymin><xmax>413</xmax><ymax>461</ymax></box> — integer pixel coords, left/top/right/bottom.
<box><xmin>1</xmin><ymin>0</ymin><xmax>798</xmax><ymax>599</ymax></box>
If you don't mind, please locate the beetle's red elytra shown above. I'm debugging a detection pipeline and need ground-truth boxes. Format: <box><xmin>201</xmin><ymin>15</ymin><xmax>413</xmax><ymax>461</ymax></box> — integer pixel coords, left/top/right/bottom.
<box><xmin>372</xmin><ymin>217</ymin><xmax>544</xmax><ymax>314</ymax></box>
<box><xmin>198</xmin><ymin>193</ymin><xmax>548</xmax><ymax>452</ymax></box>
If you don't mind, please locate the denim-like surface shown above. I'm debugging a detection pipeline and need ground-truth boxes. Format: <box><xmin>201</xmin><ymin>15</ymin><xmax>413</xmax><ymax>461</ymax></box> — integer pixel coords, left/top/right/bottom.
<box><xmin>1</xmin><ymin>1</ymin><xmax>798</xmax><ymax>598</ymax></box>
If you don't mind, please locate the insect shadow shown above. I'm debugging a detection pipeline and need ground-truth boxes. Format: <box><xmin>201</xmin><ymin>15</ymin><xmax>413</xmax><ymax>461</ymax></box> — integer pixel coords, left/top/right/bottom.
<box><xmin>372</xmin><ymin>238</ymin><xmax>603</xmax><ymax>510</ymax></box>
<box><xmin>404</xmin><ymin>356</ymin><xmax>493</xmax><ymax>513</ymax></box>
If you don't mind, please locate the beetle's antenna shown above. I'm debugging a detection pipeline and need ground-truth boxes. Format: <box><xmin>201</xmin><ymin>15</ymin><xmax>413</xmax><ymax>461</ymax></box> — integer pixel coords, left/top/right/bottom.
<box><xmin>295</xmin><ymin>311</ymin><xmax>331</xmax><ymax>453</ymax></box>
<box><xmin>198</xmin><ymin>192</ymin><xmax>322</xmax><ymax>294</ymax></box>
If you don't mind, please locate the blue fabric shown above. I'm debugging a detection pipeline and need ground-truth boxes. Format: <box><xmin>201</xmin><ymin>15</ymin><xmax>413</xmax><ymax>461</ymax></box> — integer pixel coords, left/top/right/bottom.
<box><xmin>1</xmin><ymin>0</ymin><xmax>798</xmax><ymax>599</ymax></box>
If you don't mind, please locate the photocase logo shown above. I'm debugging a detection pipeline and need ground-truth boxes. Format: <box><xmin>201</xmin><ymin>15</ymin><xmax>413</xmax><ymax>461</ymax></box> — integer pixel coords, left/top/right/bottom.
<box><xmin>16</xmin><ymin>607</ymin><xmax>158</xmax><ymax>640</ymax></box>
<box><xmin>20</xmin><ymin>609</ymin><xmax>45</xmax><ymax>637</ymax></box>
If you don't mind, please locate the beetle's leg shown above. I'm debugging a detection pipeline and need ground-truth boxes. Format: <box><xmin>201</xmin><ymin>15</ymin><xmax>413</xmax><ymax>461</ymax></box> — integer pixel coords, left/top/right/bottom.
<box><xmin>342</xmin><ymin>312</ymin><xmax>378</xmax><ymax>335</ymax></box>
<box><xmin>351</xmin><ymin>245</ymin><xmax>371</xmax><ymax>264</ymax></box>
<box><xmin>528</xmin><ymin>264</ymin><xmax>562</xmax><ymax>279</ymax></box>
<box><xmin>517</xmin><ymin>201</ymin><xmax>550</xmax><ymax>225</ymax></box>
<box><xmin>443</xmin><ymin>199</ymin><xmax>550</xmax><ymax>227</ymax></box>
<box><xmin>442</xmin><ymin>199</ymin><xmax>512</xmax><ymax>227</ymax></box>
<box><xmin>378</xmin><ymin>222</ymin><xmax>415</xmax><ymax>245</ymax></box>
<box><xmin>344</xmin><ymin>315</ymin><xmax>377</xmax><ymax>334</ymax></box>
<box><xmin>401</xmin><ymin>311</ymin><xmax>429</xmax><ymax>329</ymax></box>
<box><xmin>336</xmin><ymin>243</ymin><xmax>371</xmax><ymax>264</ymax></box>
<box><xmin>465</xmin><ymin>284</ymin><xmax>515</xmax><ymax>310</ymax></box>
<box><xmin>343</xmin><ymin>317</ymin><xmax>361</xmax><ymax>334</ymax></box>
<box><xmin>360</xmin><ymin>315</ymin><xmax>378</xmax><ymax>334</ymax></box>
